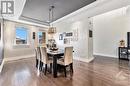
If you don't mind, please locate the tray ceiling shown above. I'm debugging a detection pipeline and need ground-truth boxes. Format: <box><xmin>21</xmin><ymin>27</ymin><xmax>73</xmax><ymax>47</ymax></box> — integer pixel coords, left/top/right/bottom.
<box><xmin>20</xmin><ymin>0</ymin><xmax>96</xmax><ymax>25</ymax></box>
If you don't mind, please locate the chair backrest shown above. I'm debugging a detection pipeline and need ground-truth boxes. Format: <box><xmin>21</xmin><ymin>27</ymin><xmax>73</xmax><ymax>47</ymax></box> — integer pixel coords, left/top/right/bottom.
<box><xmin>40</xmin><ymin>47</ymin><xmax>48</xmax><ymax>64</ymax></box>
<box><xmin>64</xmin><ymin>47</ymin><xmax>73</xmax><ymax>65</ymax></box>
<box><xmin>35</xmin><ymin>47</ymin><xmax>41</xmax><ymax>60</ymax></box>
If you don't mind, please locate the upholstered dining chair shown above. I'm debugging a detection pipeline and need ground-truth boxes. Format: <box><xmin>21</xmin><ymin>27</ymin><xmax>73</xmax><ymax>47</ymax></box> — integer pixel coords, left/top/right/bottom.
<box><xmin>40</xmin><ymin>47</ymin><xmax>53</xmax><ymax>75</ymax></box>
<box><xmin>57</xmin><ymin>47</ymin><xmax>73</xmax><ymax>77</ymax></box>
<box><xmin>35</xmin><ymin>47</ymin><xmax>41</xmax><ymax>69</ymax></box>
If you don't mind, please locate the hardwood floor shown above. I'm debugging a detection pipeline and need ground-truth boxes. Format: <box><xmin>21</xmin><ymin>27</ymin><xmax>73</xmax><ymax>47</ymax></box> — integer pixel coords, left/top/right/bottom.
<box><xmin>0</xmin><ymin>56</ymin><xmax>130</xmax><ymax>86</ymax></box>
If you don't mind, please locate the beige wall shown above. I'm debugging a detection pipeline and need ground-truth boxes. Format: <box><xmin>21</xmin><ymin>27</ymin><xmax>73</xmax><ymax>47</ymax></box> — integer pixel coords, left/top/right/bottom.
<box><xmin>4</xmin><ymin>20</ymin><xmax>47</xmax><ymax>59</ymax></box>
<box><xmin>52</xmin><ymin>0</ymin><xmax>130</xmax><ymax>62</ymax></box>
<box><xmin>0</xmin><ymin>19</ymin><xmax>4</xmax><ymax>64</ymax></box>
<box><xmin>53</xmin><ymin>18</ymin><xmax>90</xmax><ymax>62</ymax></box>
<box><xmin>4</xmin><ymin>0</ymin><xmax>130</xmax><ymax>61</ymax></box>
<box><xmin>93</xmin><ymin>7</ymin><xmax>130</xmax><ymax>58</ymax></box>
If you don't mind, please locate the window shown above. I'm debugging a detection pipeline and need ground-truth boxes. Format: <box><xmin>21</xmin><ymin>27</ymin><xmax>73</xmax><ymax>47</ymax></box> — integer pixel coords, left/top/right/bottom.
<box><xmin>38</xmin><ymin>32</ymin><xmax>46</xmax><ymax>45</ymax></box>
<box><xmin>15</xmin><ymin>27</ymin><xmax>28</xmax><ymax>45</ymax></box>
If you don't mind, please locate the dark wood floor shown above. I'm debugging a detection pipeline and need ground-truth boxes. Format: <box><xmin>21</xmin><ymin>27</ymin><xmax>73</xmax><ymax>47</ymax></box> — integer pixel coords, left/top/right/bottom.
<box><xmin>0</xmin><ymin>56</ymin><xmax>130</xmax><ymax>86</ymax></box>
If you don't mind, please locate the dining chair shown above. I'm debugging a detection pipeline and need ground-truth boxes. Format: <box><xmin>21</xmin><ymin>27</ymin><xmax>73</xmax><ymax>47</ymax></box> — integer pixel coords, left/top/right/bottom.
<box><xmin>35</xmin><ymin>47</ymin><xmax>41</xmax><ymax>69</ymax></box>
<box><xmin>40</xmin><ymin>47</ymin><xmax>53</xmax><ymax>75</ymax></box>
<box><xmin>57</xmin><ymin>47</ymin><xmax>73</xmax><ymax>77</ymax></box>
<box><xmin>36</xmin><ymin>47</ymin><xmax>43</xmax><ymax>71</ymax></box>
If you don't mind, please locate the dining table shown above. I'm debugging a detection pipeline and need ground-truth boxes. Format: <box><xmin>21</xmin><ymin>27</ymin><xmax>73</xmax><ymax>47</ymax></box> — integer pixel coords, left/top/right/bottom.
<box><xmin>47</xmin><ymin>49</ymin><xmax>64</xmax><ymax>78</ymax></box>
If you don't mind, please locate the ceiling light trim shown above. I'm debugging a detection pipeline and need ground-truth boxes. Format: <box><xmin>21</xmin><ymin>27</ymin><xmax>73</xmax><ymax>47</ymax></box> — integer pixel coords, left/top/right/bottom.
<box><xmin>20</xmin><ymin>15</ymin><xmax>50</xmax><ymax>26</ymax></box>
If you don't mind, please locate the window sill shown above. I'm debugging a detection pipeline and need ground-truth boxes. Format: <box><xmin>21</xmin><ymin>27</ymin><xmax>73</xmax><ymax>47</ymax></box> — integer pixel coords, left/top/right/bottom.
<box><xmin>13</xmin><ymin>44</ymin><xmax>30</xmax><ymax>49</ymax></box>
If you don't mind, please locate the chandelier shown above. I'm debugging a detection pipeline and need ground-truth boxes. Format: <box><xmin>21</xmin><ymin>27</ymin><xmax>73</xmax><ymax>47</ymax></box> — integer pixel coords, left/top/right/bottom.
<box><xmin>48</xmin><ymin>6</ymin><xmax>57</xmax><ymax>34</ymax></box>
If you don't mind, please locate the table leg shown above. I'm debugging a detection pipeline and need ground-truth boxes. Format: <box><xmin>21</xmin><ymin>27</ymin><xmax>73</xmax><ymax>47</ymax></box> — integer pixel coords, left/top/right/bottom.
<box><xmin>53</xmin><ymin>55</ymin><xmax>57</xmax><ymax>78</ymax></box>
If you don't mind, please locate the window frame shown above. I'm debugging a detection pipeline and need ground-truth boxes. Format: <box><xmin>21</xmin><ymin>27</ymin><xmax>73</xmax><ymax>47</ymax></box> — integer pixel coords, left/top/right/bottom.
<box><xmin>14</xmin><ymin>26</ymin><xmax>30</xmax><ymax>46</ymax></box>
<box><xmin>38</xmin><ymin>31</ymin><xmax>46</xmax><ymax>46</ymax></box>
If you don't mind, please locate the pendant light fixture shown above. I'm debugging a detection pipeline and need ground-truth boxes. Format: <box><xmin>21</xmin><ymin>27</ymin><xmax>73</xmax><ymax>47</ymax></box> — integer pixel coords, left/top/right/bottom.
<box><xmin>48</xmin><ymin>6</ymin><xmax>57</xmax><ymax>35</ymax></box>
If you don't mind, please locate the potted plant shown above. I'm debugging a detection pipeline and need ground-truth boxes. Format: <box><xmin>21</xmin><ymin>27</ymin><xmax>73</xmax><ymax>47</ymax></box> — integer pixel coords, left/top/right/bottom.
<box><xmin>119</xmin><ymin>40</ymin><xmax>125</xmax><ymax>47</ymax></box>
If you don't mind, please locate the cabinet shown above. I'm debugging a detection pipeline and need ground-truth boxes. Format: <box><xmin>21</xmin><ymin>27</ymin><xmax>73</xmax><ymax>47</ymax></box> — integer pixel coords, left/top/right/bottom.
<box><xmin>118</xmin><ymin>47</ymin><xmax>129</xmax><ymax>60</ymax></box>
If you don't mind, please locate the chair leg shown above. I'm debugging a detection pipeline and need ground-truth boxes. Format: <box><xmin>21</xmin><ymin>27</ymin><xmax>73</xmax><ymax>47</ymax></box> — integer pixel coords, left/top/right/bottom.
<box><xmin>40</xmin><ymin>61</ymin><xmax>43</xmax><ymax>71</ymax></box>
<box><xmin>57</xmin><ymin>64</ymin><xmax>60</xmax><ymax>72</ymax></box>
<box><xmin>44</xmin><ymin>64</ymin><xmax>47</xmax><ymax>75</ymax></box>
<box><xmin>50</xmin><ymin>63</ymin><xmax>52</xmax><ymax>73</ymax></box>
<box><xmin>70</xmin><ymin>63</ymin><xmax>73</xmax><ymax>73</ymax></box>
<box><xmin>36</xmin><ymin>59</ymin><xmax>38</xmax><ymax>68</ymax></box>
<box><xmin>64</xmin><ymin>66</ymin><xmax>67</xmax><ymax>77</ymax></box>
<box><xmin>70</xmin><ymin>63</ymin><xmax>73</xmax><ymax>76</ymax></box>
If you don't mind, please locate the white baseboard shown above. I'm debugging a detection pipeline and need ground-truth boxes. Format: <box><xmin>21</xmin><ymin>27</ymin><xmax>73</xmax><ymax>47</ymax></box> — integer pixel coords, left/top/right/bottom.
<box><xmin>86</xmin><ymin>57</ymin><xmax>95</xmax><ymax>62</ymax></box>
<box><xmin>0</xmin><ymin>59</ymin><xmax>5</xmax><ymax>73</ymax></box>
<box><xmin>4</xmin><ymin>54</ymin><xmax>35</xmax><ymax>62</ymax></box>
<box><xmin>74</xmin><ymin>57</ymin><xmax>94</xmax><ymax>63</ymax></box>
<box><xmin>94</xmin><ymin>53</ymin><xmax>118</xmax><ymax>58</ymax></box>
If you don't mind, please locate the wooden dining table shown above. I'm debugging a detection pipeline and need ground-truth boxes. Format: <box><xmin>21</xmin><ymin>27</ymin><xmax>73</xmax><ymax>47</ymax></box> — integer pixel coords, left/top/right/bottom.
<box><xmin>47</xmin><ymin>49</ymin><xmax>64</xmax><ymax>78</ymax></box>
